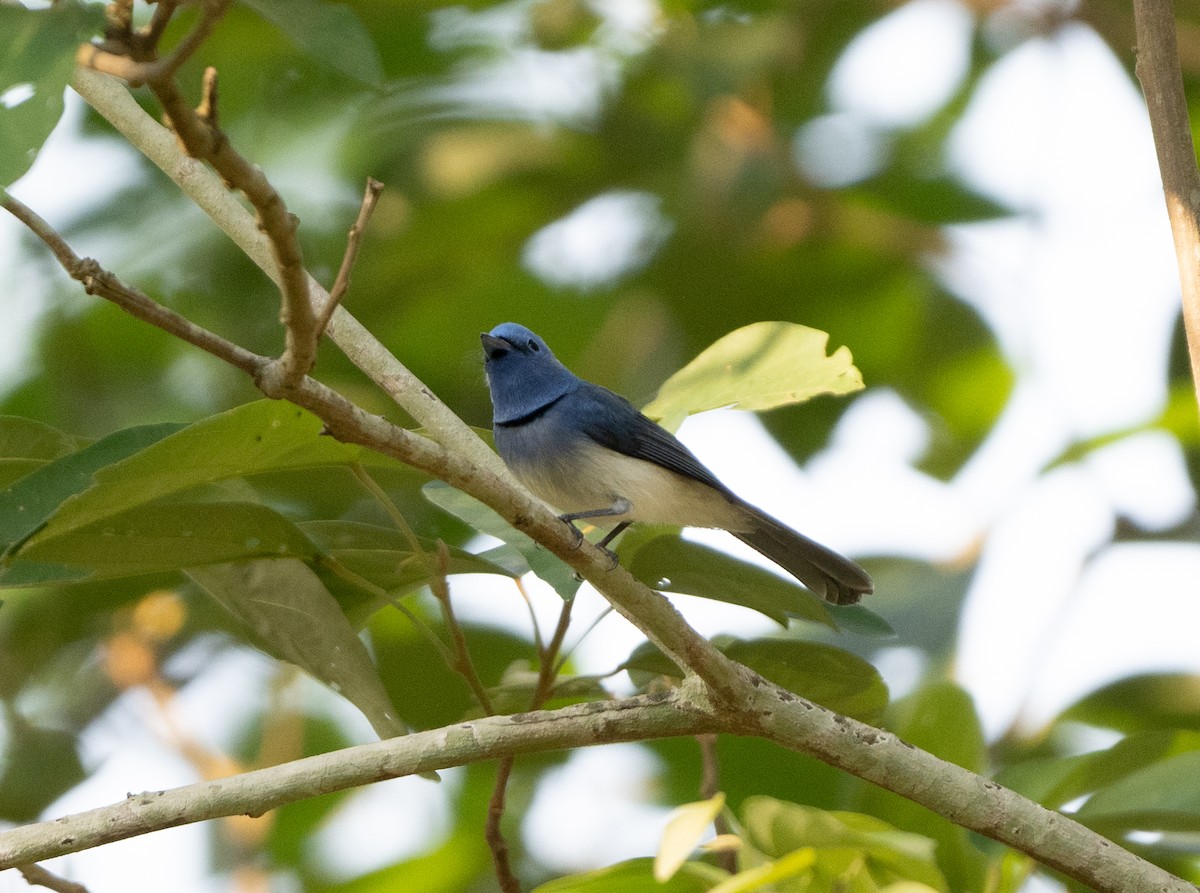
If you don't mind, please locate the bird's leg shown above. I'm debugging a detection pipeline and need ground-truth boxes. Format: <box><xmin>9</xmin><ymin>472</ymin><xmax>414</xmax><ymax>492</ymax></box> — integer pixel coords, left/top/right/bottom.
<box><xmin>558</xmin><ymin>498</ymin><xmax>631</xmax><ymax>568</ymax></box>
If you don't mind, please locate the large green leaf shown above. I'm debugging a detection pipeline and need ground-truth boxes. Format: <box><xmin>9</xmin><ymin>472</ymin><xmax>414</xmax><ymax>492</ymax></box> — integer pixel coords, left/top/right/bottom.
<box><xmin>0</xmin><ymin>423</ymin><xmax>183</xmax><ymax>564</ymax></box>
<box><xmin>0</xmin><ymin>416</ymin><xmax>88</xmax><ymax>462</ymax></box>
<box><xmin>238</xmin><ymin>0</ymin><xmax>383</xmax><ymax>87</ymax></box>
<box><xmin>627</xmin><ymin>534</ymin><xmax>832</xmax><ymax>627</ymax></box>
<box><xmin>642</xmin><ymin>322</ymin><xmax>864</xmax><ymax>431</ymax></box>
<box><xmin>23</xmin><ymin>402</ymin><xmax>383</xmax><ymax>549</ymax></box>
<box><xmin>188</xmin><ymin>559</ymin><xmax>407</xmax><ymax>740</ymax></box>
<box><xmin>422</xmin><ymin>480</ymin><xmax>582</xmax><ymax>600</ymax></box>
<box><xmin>17</xmin><ymin>501</ymin><xmax>321</xmax><ymax>578</ymax></box>
<box><xmin>0</xmin><ymin>2</ymin><xmax>104</xmax><ymax>186</ymax></box>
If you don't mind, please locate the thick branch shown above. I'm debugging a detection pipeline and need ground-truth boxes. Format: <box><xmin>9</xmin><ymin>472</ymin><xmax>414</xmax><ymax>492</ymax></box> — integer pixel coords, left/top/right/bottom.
<box><xmin>1133</xmin><ymin>0</ymin><xmax>1200</xmax><ymax>408</ymax></box>
<box><xmin>0</xmin><ymin>695</ymin><xmax>713</xmax><ymax>869</ymax></box>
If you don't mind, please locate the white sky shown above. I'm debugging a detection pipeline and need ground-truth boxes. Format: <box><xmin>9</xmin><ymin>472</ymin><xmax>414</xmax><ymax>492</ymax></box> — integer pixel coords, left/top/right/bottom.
<box><xmin>1</xmin><ymin>1</ymin><xmax>1198</xmax><ymax>891</ymax></box>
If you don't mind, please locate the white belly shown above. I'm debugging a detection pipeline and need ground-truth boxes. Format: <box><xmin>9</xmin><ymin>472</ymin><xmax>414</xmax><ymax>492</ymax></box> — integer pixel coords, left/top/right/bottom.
<box><xmin>514</xmin><ymin>439</ymin><xmax>747</xmax><ymax>531</ymax></box>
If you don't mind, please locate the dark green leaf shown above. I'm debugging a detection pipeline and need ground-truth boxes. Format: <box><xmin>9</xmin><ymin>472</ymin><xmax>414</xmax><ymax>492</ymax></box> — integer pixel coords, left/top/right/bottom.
<box><xmin>422</xmin><ymin>480</ymin><xmax>582</xmax><ymax>600</ymax></box>
<box><xmin>0</xmin><ymin>423</ymin><xmax>183</xmax><ymax>564</ymax></box>
<box><xmin>188</xmin><ymin>559</ymin><xmax>407</xmax><ymax>740</ymax></box>
<box><xmin>238</xmin><ymin>0</ymin><xmax>383</xmax><ymax>87</ymax></box>
<box><xmin>627</xmin><ymin>535</ymin><xmax>833</xmax><ymax>628</ymax></box>
<box><xmin>0</xmin><ymin>2</ymin><xmax>104</xmax><ymax>186</ymax></box>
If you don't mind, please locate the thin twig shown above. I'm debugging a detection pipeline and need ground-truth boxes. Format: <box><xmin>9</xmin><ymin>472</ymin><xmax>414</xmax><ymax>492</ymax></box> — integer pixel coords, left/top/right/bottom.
<box><xmin>1133</xmin><ymin>0</ymin><xmax>1200</xmax><ymax>409</ymax></box>
<box><xmin>0</xmin><ymin>194</ymin><xmax>265</xmax><ymax>377</ymax></box>
<box><xmin>17</xmin><ymin>864</ymin><xmax>90</xmax><ymax>893</ymax></box>
<box><xmin>315</xmin><ymin>178</ymin><xmax>384</xmax><ymax>338</ymax></box>
<box><xmin>514</xmin><ymin>577</ymin><xmax>545</xmax><ymax>655</ymax></box>
<box><xmin>696</xmin><ymin>733</ymin><xmax>736</xmax><ymax>874</ymax></box>
<box><xmin>78</xmin><ymin>0</ymin><xmax>229</xmax><ymax>87</ymax></box>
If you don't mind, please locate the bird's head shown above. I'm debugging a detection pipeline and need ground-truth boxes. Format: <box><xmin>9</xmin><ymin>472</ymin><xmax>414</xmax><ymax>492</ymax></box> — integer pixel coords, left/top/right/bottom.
<box><xmin>481</xmin><ymin>323</ymin><xmax>576</xmax><ymax>423</ymax></box>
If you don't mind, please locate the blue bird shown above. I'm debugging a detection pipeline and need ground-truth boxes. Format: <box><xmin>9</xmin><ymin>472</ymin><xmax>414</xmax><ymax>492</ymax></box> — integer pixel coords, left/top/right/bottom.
<box><xmin>481</xmin><ymin>323</ymin><xmax>873</xmax><ymax>605</ymax></box>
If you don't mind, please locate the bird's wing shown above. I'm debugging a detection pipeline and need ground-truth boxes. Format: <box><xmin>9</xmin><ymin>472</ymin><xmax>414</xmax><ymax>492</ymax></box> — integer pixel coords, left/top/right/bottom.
<box><xmin>576</xmin><ymin>382</ymin><xmax>733</xmax><ymax>495</ymax></box>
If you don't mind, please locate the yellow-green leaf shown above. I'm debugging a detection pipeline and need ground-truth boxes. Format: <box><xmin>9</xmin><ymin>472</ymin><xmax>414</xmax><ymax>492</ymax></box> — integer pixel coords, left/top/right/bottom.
<box><xmin>655</xmin><ymin>793</ymin><xmax>726</xmax><ymax>881</ymax></box>
<box><xmin>642</xmin><ymin>322</ymin><xmax>864</xmax><ymax>431</ymax></box>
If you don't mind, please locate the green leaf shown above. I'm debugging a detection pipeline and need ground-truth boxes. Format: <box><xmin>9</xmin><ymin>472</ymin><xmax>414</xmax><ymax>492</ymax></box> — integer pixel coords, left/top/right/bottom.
<box><xmin>627</xmin><ymin>535</ymin><xmax>833</xmax><ymax>628</ymax></box>
<box><xmin>739</xmin><ymin>798</ymin><xmax>947</xmax><ymax>892</ymax></box>
<box><xmin>24</xmin><ymin>402</ymin><xmax>379</xmax><ymax>549</ymax></box>
<box><xmin>17</xmin><ymin>501</ymin><xmax>320</xmax><ymax>578</ymax></box>
<box><xmin>238</xmin><ymin>0</ymin><xmax>383</xmax><ymax>87</ymax></box>
<box><xmin>848</xmin><ymin>170</ymin><xmax>1009</xmax><ymax>225</ymax></box>
<box><xmin>532</xmin><ymin>857</ymin><xmax>728</xmax><ymax>892</ymax></box>
<box><xmin>1061</xmin><ymin>673</ymin><xmax>1200</xmax><ymax>732</ymax></box>
<box><xmin>0</xmin><ymin>423</ymin><xmax>183</xmax><ymax>563</ymax></box>
<box><xmin>0</xmin><ymin>2</ymin><xmax>104</xmax><ymax>186</ymax></box>
<box><xmin>1076</xmin><ymin>750</ymin><xmax>1200</xmax><ymax>834</ymax></box>
<box><xmin>621</xmin><ymin>637</ymin><xmax>888</xmax><ymax>723</ymax></box>
<box><xmin>188</xmin><ymin>559</ymin><xmax>407</xmax><ymax>740</ymax></box>
<box><xmin>642</xmin><ymin>322</ymin><xmax>864</xmax><ymax>431</ymax></box>
<box><xmin>422</xmin><ymin>480</ymin><xmax>582</xmax><ymax>600</ymax></box>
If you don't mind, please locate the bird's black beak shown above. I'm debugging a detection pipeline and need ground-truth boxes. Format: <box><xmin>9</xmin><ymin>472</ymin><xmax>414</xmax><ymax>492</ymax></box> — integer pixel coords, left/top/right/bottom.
<box><xmin>480</xmin><ymin>333</ymin><xmax>511</xmax><ymax>361</ymax></box>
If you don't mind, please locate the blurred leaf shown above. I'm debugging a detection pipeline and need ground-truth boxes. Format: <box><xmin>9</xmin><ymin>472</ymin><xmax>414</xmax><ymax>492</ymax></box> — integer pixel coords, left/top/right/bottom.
<box><xmin>24</xmin><ymin>402</ymin><xmax>384</xmax><ymax>549</ymax></box>
<box><xmin>0</xmin><ymin>423</ymin><xmax>183</xmax><ymax>564</ymax></box>
<box><xmin>1077</xmin><ymin>750</ymin><xmax>1200</xmax><ymax>833</ymax></box>
<box><xmin>16</xmin><ymin>501</ymin><xmax>320</xmax><ymax>578</ymax></box>
<box><xmin>627</xmin><ymin>535</ymin><xmax>833</xmax><ymax>627</ymax></box>
<box><xmin>532</xmin><ymin>858</ymin><xmax>728</xmax><ymax>892</ymax></box>
<box><xmin>622</xmin><ymin>637</ymin><xmax>887</xmax><ymax>723</ymax></box>
<box><xmin>422</xmin><ymin>480</ymin><xmax>582</xmax><ymax>599</ymax></box>
<box><xmin>642</xmin><ymin>321</ymin><xmax>864</xmax><ymax>432</ymax></box>
<box><xmin>238</xmin><ymin>0</ymin><xmax>383</xmax><ymax>87</ymax></box>
<box><xmin>1062</xmin><ymin>674</ymin><xmax>1200</xmax><ymax>732</ymax></box>
<box><xmin>188</xmin><ymin>559</ymin><xmax>407</xmax><ymax>739</ymax></box>
<box><xmin>999</xmin><ymin>730</ymin><xmax>1200</xmax><ymax>811</ymax></box>
<box><xmin>709</xmin><ymin>847</ymin><xmax>817</xmax><ymax>893</ymax></box>
<box><xmin>656</xmin><ymin>793</ymin><xmax>727</xmax><ymax>881</ymax></box>
<box><xmin>0</xmin><ymin>710</ymin><xmax>85</xmax><ymax>822</ymax></box>
<box><xmin>0</xmin><ymin>2</ymin><xmax>104</xmax><ymax>186</ymax></box>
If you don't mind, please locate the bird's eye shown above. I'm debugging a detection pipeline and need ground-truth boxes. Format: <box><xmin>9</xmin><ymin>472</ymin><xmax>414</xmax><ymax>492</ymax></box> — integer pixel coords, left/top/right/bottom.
<box><xmin>528</xmin><ymin>339</ymin><xmax>540</xmax><ymax>352</ymax></box>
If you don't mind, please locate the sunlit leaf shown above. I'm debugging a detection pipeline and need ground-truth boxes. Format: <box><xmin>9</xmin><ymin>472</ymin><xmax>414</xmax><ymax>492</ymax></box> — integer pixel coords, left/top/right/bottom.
<box><xmin>708</xmin><ymin>847</ymin><xmax>817</xmax><ymax>893</ymax></box>
<box><xmin>655</xmin><ymin>793</ymin><xmax>726</xmax><ymax>881</ymax></box>
<box><xmin>188</xmin><ymin>559</ymin><xmax>407</xmax><ymax>740</ymax></box>
<box><xmin>642</xmin><ymin>322</ymin><xmax>864</xmax><ymax>431</ymax></box>
<box><xmin>422</xmin><ymin>480</ymin><xmax>581</xmax><ymax>599</ymax></box>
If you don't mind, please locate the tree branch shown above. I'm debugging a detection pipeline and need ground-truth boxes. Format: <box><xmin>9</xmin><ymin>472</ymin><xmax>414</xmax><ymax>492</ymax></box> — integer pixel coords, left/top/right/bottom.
<box><xmin>70</xmin><ymin>66</ymin><xmax>508</xmax><ymax>480</ymax></box>
<box><xmin>1133</xmin><ymin>0</ymin><xmax>1200</xmax><ymax>409</ymax></box>
<box><xmin>0</xmin><ymin>694</ymin><xmax>713</xmax><ymax>869</ymax></box>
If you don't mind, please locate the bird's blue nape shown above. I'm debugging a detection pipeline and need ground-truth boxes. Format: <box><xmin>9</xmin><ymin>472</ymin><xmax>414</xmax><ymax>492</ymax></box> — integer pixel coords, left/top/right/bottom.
<box><xmin>481</xmin><ymin>323</ymin><xmax>579</xmax><ymax>424</ymax></box>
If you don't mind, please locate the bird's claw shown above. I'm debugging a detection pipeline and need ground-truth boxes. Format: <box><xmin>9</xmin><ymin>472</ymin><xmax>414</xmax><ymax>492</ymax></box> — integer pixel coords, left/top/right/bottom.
<box><xmin>558</xmin><ymin>516</ymin><xmax>585</xmax><ymax>550</ymax></box>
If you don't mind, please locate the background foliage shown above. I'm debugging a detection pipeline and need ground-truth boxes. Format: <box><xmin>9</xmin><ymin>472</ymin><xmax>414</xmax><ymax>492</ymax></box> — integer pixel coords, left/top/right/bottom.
<box><xmin>2</xmin><ymin>0</ymin><xmax>1199</xmax><ymax>890</ymax></box>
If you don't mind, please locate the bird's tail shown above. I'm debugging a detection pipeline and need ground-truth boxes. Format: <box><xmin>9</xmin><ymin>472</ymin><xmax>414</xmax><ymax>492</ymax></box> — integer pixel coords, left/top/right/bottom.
<box><xmin>732</xmin><ymin>505</ymin><xmax>872</xmax><ymax>606</ymax></box>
